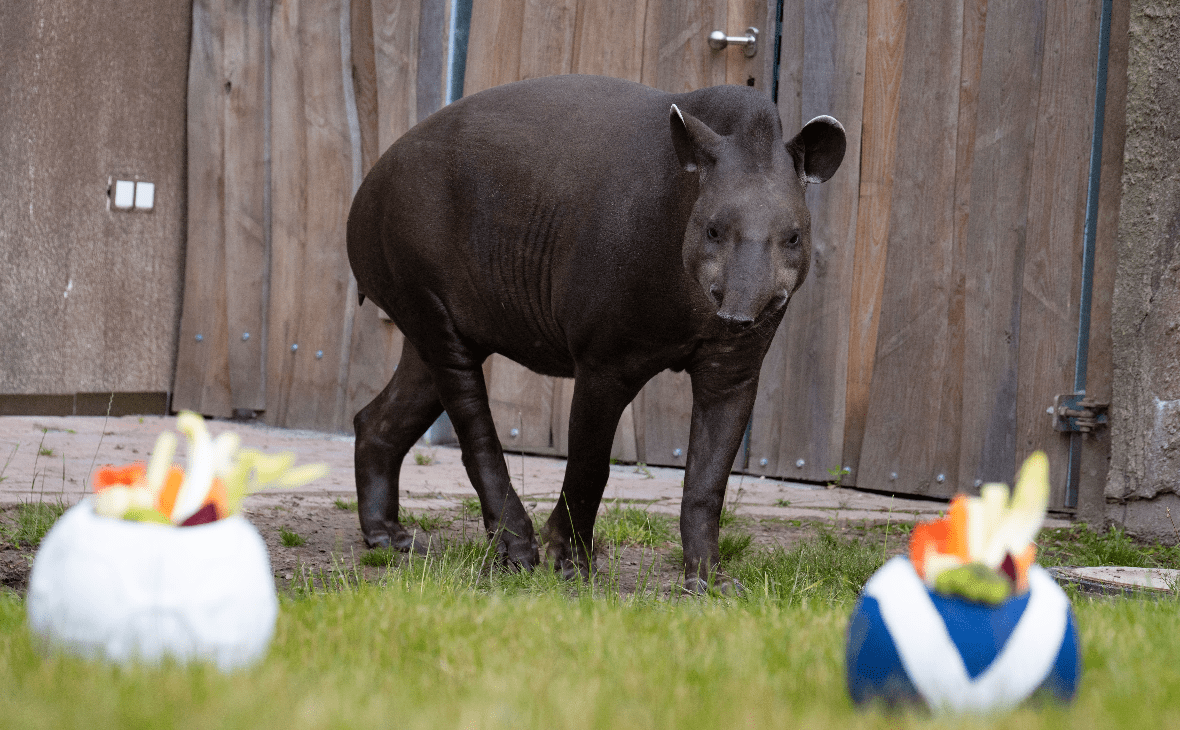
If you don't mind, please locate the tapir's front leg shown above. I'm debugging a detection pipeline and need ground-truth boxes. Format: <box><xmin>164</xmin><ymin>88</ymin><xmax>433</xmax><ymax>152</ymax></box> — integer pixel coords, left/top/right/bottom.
<box><xmin>544</xmin><ymin>371</ymin><xmax>644</xmax><ymax>580</ymax></box>
<box><xmin>681</xmin><ymin>361</ymin><xmax>763</xmax><ymax>595</ymax></box>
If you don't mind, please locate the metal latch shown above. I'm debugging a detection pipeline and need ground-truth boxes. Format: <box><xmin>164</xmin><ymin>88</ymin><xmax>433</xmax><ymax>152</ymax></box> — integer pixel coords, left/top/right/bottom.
<box><xmin>1052</xmin><ymin>393</ymin><xmax>1109</xmax><ymax>433</ymax></box>
<box><xmin>708</xmin><ymin>27</ymin><xmax>758</xmax><ymax>58</ymax></box>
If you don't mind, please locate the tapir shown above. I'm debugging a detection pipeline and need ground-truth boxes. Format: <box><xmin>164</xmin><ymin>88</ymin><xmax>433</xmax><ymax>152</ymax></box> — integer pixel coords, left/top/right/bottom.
<box><xmin>347</xmin><ymin>74</ymin><xmax>845</xmax><ymax>593</ymax></box>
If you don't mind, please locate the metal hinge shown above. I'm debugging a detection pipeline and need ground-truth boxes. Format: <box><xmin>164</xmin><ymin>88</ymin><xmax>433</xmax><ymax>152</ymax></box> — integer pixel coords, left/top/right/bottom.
<box><xmin>1052</xmin><ymin>393</ymin><xmax>1109</xmax><ymax>433</ymax></box>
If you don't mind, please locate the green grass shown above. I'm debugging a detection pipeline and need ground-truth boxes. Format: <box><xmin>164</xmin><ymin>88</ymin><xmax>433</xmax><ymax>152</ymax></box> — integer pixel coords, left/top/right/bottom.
<box><xmin>398</xmin><ymin>508</ymin><xmax>452</xmax><ymax>533</ymax></box>
<box><xmin>412</xmin><ymin>450</ymin><xmax>434</xmax><ymax>466</ymax></box>
<box><xmin>333</xmin><ymin>498</ymin><xmax>357</xmax><ymax>512</ymax></box>
<box><xmin>279</xmin><ymin>527</ymin><xmax>306</xmax><ymax>547</ymax></box>
<box><xmin>1</xmin><ymin>501</ymin><xmax>67</xmax><ymax>549</ymax></box>
<box><xmin>459</xmin><ymin>498</ymin><xmax>481</xmax><ymax>520</ymax></box>
<box><xmin>1038</xmin><ymin>524</ymin><xmax>1180</xmax><ymax>569</ymax></box>
<box><xmin>3</xmin><ymin>544</ymin><xmax>1180</xmax><ymax>728</ymax></box>
<box><xmin>8</xmin><ymin>497</ymin><xmax>1180</xmax><ymax>726</ymax></box>
<box><xmin>595</xmin><ymin>505</ymin><xmax>674</xmax><ymax>547</ymax></box>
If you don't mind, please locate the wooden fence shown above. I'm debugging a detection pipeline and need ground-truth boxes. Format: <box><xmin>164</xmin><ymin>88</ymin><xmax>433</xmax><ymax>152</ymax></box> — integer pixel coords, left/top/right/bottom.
<box><xmin>174</xmin><ymin>0</ymin><xmax>1124</xmax><ymax>509</ymax></box>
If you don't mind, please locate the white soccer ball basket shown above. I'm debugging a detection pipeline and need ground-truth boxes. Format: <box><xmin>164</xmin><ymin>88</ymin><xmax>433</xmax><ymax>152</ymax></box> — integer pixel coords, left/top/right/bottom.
<box><xmin>26</xmin><ymin>497</ymin><xmax>278</xmax><ymax>671</ymax></box>
<box><xmin>845</xmin><ymin>556</ymin><xmax>1081</xmax><ymax>713</ymax></box>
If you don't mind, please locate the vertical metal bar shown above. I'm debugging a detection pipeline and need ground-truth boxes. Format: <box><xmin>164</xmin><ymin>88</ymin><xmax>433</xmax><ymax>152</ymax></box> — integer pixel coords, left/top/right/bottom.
<box><xmin>1066</xmin><ymin>0</ymin><xmax>1113</xmax><ymax>509</ymax></box>
<box><xmin>771</xmin><ymin>0</ymin><xmax>785</xmax><ymax>103</ymax></box>
<box><xmin>445</xmin><ymin>0</ymin><xmax>473</xmax><ymax>104</ymax></box>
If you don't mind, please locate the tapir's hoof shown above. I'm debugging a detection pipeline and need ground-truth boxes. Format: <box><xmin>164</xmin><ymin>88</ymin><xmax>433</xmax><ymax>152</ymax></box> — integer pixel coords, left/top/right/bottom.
<box><xmin>543</xmin><ymin>539</ymin><xmax>593</xmax><ymax>582</ymax></box>
<box><xmin>555</xmin><ymin>558</ymin><xmax>594</xmax><ymax>582</ymax></box>
<box><xmin>364</xmin><ymin>528</ymin><xmax>430</xmax><ymax>555</ymax></box>
<box><xmin>496</xmin><ymin>537</ymin><xmax>540</xmax><ymax>571</ymax></box>
<box><xmin>682</xmin><ymin>575</ymin><xmax>745</xmax><ymax>597</ymax></box>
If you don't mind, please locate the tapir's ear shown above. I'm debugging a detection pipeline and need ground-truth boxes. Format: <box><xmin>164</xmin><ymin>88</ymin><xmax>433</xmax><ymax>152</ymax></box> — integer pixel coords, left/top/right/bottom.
<box><xmin>669</xmin><ymin>104</ymin><xmax>724</xmax><ymax>173</ymax></box>
<box><xmin>786</xmin><ymin>115</ymin><xmax>846</xmax><ymax>184</ymax></box>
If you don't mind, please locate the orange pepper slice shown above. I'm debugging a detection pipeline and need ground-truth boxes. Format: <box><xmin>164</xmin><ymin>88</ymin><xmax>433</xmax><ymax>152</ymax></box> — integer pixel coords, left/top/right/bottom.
<box><xmin>909</xmin><ymin>518</ymin><xmax>950</xmax><ymax>580</ymax></box>
<box><xmin>205</xmin><ymin>477</ymin><xmax>228</xmax><ymax>520</ymax></box>
<box><xmin>155</xmin><ymin>465</ymin><xmax>186</xmax><ymax>520</ymax></box>
<box><xmin>946</xmin><ymin>495</ymin><xmax>971</xmax><ymax>562</ymax></box>
<box><xmin>93</xmin><ymin>463</ymin><xmax>146</xmax><ymax>493</ymax></box>
<box><xmin>1013</xmin><ymin>543</ymin><xmax>1036</xmax><ymax>593</ymax></box>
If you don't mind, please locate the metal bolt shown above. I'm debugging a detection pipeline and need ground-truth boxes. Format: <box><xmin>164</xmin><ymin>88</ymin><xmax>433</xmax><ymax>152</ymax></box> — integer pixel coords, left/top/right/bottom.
<box><xmin>241</xmin><ymin>332</ymin><xmax>250</xmax><ymax>341</ymax></box>
<box><xmin>936</xmin><ymin>473</ymin><xmax>946</xmax><ymax>483</ymax></box>
<box><xmin>291</xmin><ymin>343</ymin><xmax>299</xmax><ymax>352</ymax></box>
<box><xmin>509</xmin><ymin>428</ymin><xmax>519</xmax><ymax>438</ymax></box>
<box><xmin>194</xmin><ymin>334</ymin><xmax>203</xmax><ymax>342</ymax></box>
<box><xmin>890</xmin><ymin>472</ymin><xmax>898</xmax><ymax>481</ymax></box>
<box><xmin>759</xmin><ymin>458</ymin><xmax>768</xmax><ymax>467</ymax></box>
<box><xmin>315</xmin><ymin>350</ymin><xmax>324</xmax><ymax>359</ymax></box>
<box><xmin>795</xmin><ymin>458</ymin><xmax>805</xmax><ymax>468</ymax></box>
<box><xmin>673</xmin><ymin>448</ymin><xmax>682</xmax><ymax>457</ymax></box>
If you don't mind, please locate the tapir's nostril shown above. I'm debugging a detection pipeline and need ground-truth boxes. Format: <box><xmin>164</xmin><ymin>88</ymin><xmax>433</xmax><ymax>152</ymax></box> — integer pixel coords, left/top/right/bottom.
<box><xmin>709</xmin><ymin>285</ymin><xmax>724</xmax><ymax>308</ymax></box>
<box><xmin>718</xmin><ymin>312</ymin><xmax>755</xmax><ymax>330</ymax></box>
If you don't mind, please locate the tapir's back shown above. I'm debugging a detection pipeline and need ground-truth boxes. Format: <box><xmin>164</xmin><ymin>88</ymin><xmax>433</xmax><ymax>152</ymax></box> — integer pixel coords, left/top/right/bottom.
<box><xmin>348</xmin><ymin>76</ymin><xmax>684</xmax><ymax>367</ymax></box>
<box><xmin>346</xmin><ymin>75</ymin><xmax>788</xmax><ymax>372</ymax></box>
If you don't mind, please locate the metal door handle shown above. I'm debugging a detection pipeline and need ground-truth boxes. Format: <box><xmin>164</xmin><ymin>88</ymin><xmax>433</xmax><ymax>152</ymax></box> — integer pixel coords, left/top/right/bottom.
<box><xmin>708</xmin><ymin>27</ymin><xmax>758</xmax><ymax>58</ymax></box>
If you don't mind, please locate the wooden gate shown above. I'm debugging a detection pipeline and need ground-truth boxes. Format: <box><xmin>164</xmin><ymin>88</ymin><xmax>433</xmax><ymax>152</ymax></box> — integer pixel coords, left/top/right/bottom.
<box><xmin>174</xmin><ymin>0</ymin><xmax>1122</xmax><ymax>510</ymax></box>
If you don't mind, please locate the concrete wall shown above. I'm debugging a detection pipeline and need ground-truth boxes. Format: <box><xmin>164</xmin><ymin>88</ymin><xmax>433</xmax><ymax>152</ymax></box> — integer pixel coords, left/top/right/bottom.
<box><xmin>1107</xmin><ymin>2</ymin><xmax>1180</xmax><ymax>542</ymax></box>
<box><xmin>0</xmin><ymin>0</ymin><xmax>191</xmax><ymax>402</ymax></box>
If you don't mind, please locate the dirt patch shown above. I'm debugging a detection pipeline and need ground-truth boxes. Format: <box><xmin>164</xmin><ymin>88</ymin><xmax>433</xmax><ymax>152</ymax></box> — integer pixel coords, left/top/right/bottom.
<box><xmin>0</xmin><ymin>496</ymin><xmax>912</xmax><ymax>597</ymax></box>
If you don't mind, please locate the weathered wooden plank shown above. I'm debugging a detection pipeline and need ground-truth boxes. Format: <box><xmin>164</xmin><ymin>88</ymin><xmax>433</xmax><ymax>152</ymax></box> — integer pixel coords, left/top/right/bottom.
<box><xmin>351</xmin><ymin>0</ymin><xmax>380</xmax><ymax>172</ymax></box>
<box><xmin>276</xmin><ymin>0</ymin><xmax>357</xmax><ymax>431</ymax></box>
<box><xmin>371</xmin><ymin>0</ymin><xmax>421</xmax><ymax>150</ymax></box>
<box><xmin>957</xmin><ymin>0</ymin><xmax>1046</xmax><ymax>487</ymax></box>
<box><xmin>519</xmin><ymin>0</ymin><xmax>576</xmax><ymax>79</ymax></box>
<box><xmin>748</xmin><ymin>0</ymin><xmax>804</xmax><ymax>476</ymax></box>
<box><xmin>775</xmin><ymin>0</ymin><xmax>805</xmax><ymax>130</ymax></box>
<box><xmin>266</xmin><ymin>0</ymin><xmax>305</xmax><ymax>427</ymax></box>
<box><xmin>345</xmin><ymin>304</ymin><xmax>406</xmax><ymax>433</ymax></box>
<box><xmin>462</xmin><ymin>0</ymin><xmax>525</xmax><ymax>94</ymax></box>
<box><xmin>838</xmin><ymin>0</ymin><xmax>906</xmax><ymax>480</ymax></box>
<box><xmin>930</xmin><ymin>0</ymin><xmax>988</xmax><ymax>496</ymax></box>
<box><xmin>488</xmin><ymin>361</ymin><xmax>557</xmax><ymax>453</ymax></box>
<box><xmin>724</xmin><ymin>0</ymin><xmax>766</xmax><ymax>90</ymax></box>
<box><xmin>174</xmin><ymin>0</ymin><xmax>234</xmax><ymax>418</ymax></box>
<box><xmin>221</xmin><ymin>0</ymin><xmax>269</xmax><ymax>413</ymax></box>
<box><xmin>571</xmin><ymin>0</ymin><xmax>646</xmax><ymax>80</ymax></box>
<box><xmin>749</xmin><ymin>0</ymin><xmax>868</xmax><ymax>483</ymax></box>
<box><xmin>1015</xmin><ymin>0</ymin><xmax>1099</xmax><ymax>507</ymax></box>
<box><xmin>641</xmin><ymin>0</ymin><xmax>726</xmax><ymax>92</ymax></box>
<box><xmin>857</xmin><ymin>0</ymin><xmax>967</xmax><ymax>497</ymax></box>
<box><xmin>1078</xmin><ymin>0</ymin><xmax>1129</xmax><ymax>522</ymax></box>
<box><xmin>641</xmin><ymin>370</ymin><xmax>692</xmax><ymax>468</ymax></box>
<box><xmin>341</xmin><ymin>0</ymin><xmax>415</xmax><ymax>432</ymax></box>
<box><xmin>415</xmin><ymin>0</ymin><xmax>447</xmax><ymax>122</ymax></box>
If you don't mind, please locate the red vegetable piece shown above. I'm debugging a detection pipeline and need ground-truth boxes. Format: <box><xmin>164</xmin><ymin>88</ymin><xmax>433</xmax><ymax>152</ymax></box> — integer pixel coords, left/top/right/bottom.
<box><xmin>999</xmin><ymin>552</ymin><xmax>1018</xmax><ymax>585</ymax></box>
<box><xmin>180</xmin><ymin>502</ymin><xmax>219</xmax><ymax>527</ymax></box>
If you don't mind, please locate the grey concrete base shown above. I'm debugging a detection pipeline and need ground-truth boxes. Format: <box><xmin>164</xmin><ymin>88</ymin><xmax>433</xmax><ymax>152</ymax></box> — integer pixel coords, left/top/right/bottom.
<box><xmin>1049</xmin><ymin>565</ymin><xmax>1178</xmax><ymax>596</ymax></box>
<box><xmin>1106</xmin><ymin>492</ymin><xmax>1180</xmax><ymax>545</ymax></box>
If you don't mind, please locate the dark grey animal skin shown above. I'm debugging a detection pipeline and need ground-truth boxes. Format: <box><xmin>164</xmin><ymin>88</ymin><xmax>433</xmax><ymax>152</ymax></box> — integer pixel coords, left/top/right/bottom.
<box><xmin>347</xmin><ymin>74</ymin><xmax>845</xmax><ymax>594</ymax></box>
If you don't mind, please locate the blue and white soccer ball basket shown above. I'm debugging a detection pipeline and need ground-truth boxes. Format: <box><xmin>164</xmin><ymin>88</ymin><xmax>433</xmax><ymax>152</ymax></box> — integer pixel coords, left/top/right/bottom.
<box><xmin>846</xmin><ymin>556</ymin><xmax>1081</xmax><ymax>712</ymax></box>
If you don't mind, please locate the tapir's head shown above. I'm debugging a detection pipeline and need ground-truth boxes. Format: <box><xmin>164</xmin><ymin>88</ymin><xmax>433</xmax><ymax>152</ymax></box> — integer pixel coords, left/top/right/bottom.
<box><xmin>670</xmin><ymin>104</ymin><xmax>845</xmax><ymax>331</ymax></box>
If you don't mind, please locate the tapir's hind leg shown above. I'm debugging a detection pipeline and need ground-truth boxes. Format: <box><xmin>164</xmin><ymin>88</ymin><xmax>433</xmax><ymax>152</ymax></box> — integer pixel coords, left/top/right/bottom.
<box><xmin>354</xmin><ymin>341</ymin><xmax>444</xmax><ymax>551</ymax></box>
<box><xmin>427</xmin><ymin>357</ymin><xmax>540</xmax><ymax>569</ymax></box>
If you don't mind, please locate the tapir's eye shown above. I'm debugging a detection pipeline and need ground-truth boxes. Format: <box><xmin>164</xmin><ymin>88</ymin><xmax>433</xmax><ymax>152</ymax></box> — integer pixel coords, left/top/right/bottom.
<box><xmin>705</xmin><ymin>226</ymin><xmax>721</xmax><ymax>242</ymax></box>
<box><xmin>786</xmin><ymin>232</ymin><xmax>801</xmax><ymax>247</ymax></box>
